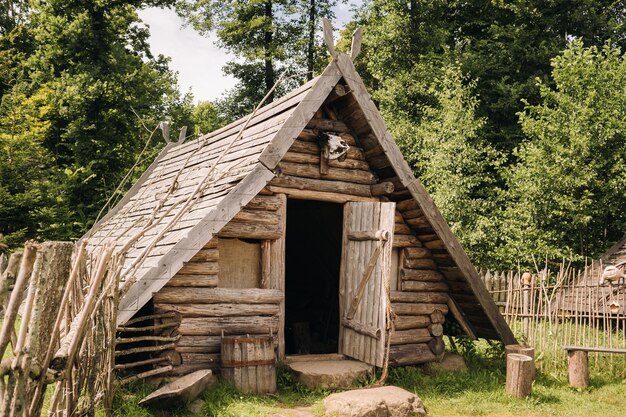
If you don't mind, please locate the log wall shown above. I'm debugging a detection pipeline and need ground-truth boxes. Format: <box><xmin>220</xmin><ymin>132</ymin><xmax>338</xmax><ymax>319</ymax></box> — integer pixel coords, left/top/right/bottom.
<box><xmin>153</xmin><ymin>194</ymin><xmax>285</xmax><ymax>375</ymax></box>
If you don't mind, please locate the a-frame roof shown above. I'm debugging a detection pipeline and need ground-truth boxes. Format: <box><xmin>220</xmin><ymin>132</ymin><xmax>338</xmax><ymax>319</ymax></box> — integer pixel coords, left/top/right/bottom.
<box><xmin>88</xmin><ymin>54</ymin><xmax>515</xmax><ymax>345</ymax></box>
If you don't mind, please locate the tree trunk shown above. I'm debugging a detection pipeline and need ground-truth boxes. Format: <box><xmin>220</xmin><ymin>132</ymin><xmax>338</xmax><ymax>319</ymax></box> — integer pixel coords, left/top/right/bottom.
<box><xmin>307</xmin><ymin>0</ymin><xmax>316</xmax><ymax>80</ymax></box>
<box><xmin>505</xmin><ymin>353</ymin><xmax>533</xmax><ymax>397</ymax></box>
<box><xmin>264</xmin><ymin>1</ymin><xmax>275</xmax><ymax>101</ymax></box>
<box><xmin>567</xmin><ymin>350</ymin><xmax>589</xmax><ymax>388</ymax></box>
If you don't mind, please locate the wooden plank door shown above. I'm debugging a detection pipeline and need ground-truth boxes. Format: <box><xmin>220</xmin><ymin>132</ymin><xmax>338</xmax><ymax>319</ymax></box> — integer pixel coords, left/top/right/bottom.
<box><xmin>339</xmin><ymin>202</ymin><xmax>395</xmax><ymax>367</ymax></box>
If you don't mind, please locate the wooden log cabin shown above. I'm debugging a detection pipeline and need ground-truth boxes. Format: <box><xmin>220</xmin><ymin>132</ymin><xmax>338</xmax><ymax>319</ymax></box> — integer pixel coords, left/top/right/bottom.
<box><xmin>87</xmin><ymin>28</ymin><xmax>515</xmax><ymax>377</ymax></box>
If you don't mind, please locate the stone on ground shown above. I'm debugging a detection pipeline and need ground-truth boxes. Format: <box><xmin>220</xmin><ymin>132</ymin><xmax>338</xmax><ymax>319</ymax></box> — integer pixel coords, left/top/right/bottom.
<box><xmin>288</xmin><ymin>360</ymin><xmax>372</xmax><ymax>389</ymax></box>
<box><xmin>426</xmin><ymin>352</ymin><xmax>467</xmax><ymax>373</ymax></box>
<box><xmin>323</xmin><ymin>386</ymin><xmax>426</xmax><ymax>417</ymax></box>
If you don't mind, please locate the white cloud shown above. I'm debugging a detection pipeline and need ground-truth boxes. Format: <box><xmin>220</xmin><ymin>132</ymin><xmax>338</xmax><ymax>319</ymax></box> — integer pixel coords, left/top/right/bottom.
<box><xmin>138</xmin><ymin>7</ymin><xmax>236</xmax><ymax>103</ymax></box>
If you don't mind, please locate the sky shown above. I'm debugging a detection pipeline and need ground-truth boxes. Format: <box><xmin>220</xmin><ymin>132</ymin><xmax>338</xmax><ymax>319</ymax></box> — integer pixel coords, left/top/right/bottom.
<box><xmin>138</xmin><ymin>3</ymin><xmax>361</xmax><ymax>103</ymax></box>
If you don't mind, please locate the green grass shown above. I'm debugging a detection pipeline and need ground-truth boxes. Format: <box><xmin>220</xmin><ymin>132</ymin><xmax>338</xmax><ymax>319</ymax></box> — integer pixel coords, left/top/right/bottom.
<box><xmin>111</xmin><ymin>347</ymin><xmax>626</xmax><ymax>417</ymax></box>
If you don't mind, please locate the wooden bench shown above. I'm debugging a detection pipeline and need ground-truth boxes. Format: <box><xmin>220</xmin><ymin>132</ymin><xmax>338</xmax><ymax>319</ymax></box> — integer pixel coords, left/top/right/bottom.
<box><xmin>563</xmin><ymin>345</ymin><xmax>626</xmax><ymax>388</ymax></box>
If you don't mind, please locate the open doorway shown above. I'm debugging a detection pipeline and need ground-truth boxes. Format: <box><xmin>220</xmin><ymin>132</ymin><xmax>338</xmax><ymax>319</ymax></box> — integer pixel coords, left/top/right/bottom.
<box><xmin>285</xmin><ymin>199</ymin><xmax>343</xmax><ymax>355</ymax></box>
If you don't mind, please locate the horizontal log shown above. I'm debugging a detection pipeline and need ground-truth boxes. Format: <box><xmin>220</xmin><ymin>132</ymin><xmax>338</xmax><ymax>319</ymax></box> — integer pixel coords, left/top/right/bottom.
<box><xmin>116</xmin><ymin>322</ymin><xmax>179</xmax><ymax>333</ymax></box>
<box><xmin>204</xmin><ymin>238</ymin><xmax>218</xmax><ymax>249</ymax></box>
<box><xmin>390</xmin><ymin>328</ymin><xmax>432</xmax><ymax>345</ymax></box>
<box><xmin>278</xmin><ymin>162</ymin><xmax>377</xmax><ymax>185</ymax></box>
<box><xmin>297</xmin><ymin>129</ymin><xmax>357</xmax><ymax>146</ymax></box>
<box><xmin>181</xmin><ymin>353</ymin><xmax>221</xmax><ymax>365</ymax></box>
<box><xmin>438</xmin><ymin>267</ymin><xmax>465</xmax><ymax>280</ymax></box>
<box><xmin>270</xmin><ymin>175</ymin><xmax>372</xmax><ymax>197</ymax></box>
<box><xmin>404</xmin><ymin>247</ymin><xmax>431</xmax><ymax>259</ymax></box>
<box><xmin>392</xmin><ymin>303</ymin><xmax>449</xmax><ymax>316</ymax></box>
<box><xmin>402</xmin><ymin>208</ymin><xmax>424</xmax><ymax>219</ymax></box>
<box><xmin>232</xmin><ymin>209</ymin><xmax>280</xmax><ymax>225</ymax></box>
<box><xmin>306</xmin><ymin>118</ymin><xmax>350</xmax><ymax>133</ymax></box>
<box><xmin>218</xmin><ymin>221</ymin><xmax>283</xmax><ymax>240</ymax></box>
<box><xmin>370</xmin><ymin>182</ymin><xmax>395</xmax><ymax>196</ymax></box>
<box><xmin>389</xmin><ymin>343</ymin><xmax>437</xmax><ymax>366</ymax></box>
<box><xmin>244</xmin><ymin>195</ymin><xmax>283</xmax><ymax>211</ymax></box>
<box><xmin>401</xmin><ymin>269</ymin><xmax>444</xmax><ymax>282</ymax></box>
<box><xmin>123</xmin><ymin>312</ymin><xmax>177</xmax><ymax>326</ymax></box>
<box><xmin>402</xmin><ymin>258</ymin><xmax>438</xmax><ymax>270</ymax></box>
<box><xmin>114</xmin><ymin>357</ymin><xmax>169</xmax><ymax>370</ymax></box>
<box><xmin>178</xmin><ymin>262</ymin><xmax>218</xmax><ymax>275</ymax></box>
<box><xmin>157</xmin><ymin>303</ymin><xmax>279</xmax><ymax>318</ymax></box>
<box><xmin>167</xmin><ymin>274</ymin><xmax>218</xmax><ymax>287</ymax></box>
<box><xmin>395</xmin><ymin>223</ymin><xmax>412</xmax><ymax>235</ymax></box>
<box><xmin>282</xmin><ymin>151</ymin><xmax>369</xmax><ymax>171</ymax></box>
<box><xmin>405</xmin><ymin>217</ymin><xmax>431</xmax><ymax>229</ymax></box>
<box><xmin>390</xmin><ymin>291</ymin><xmax>448</xmax><ymax>304</ymax></box>
<box><xmin>417</xmin><ymin>234</ymin><xmax>439</xmax><ymax>242</ymax></box>
<box><xmin>267</xmin><ymin>186</ymin><xmax>378</xmax><ymax>204</ymax></box>
<box><xmin>154</xmin><ymin>288</ymin><xmax>283</xmax><ymax>305</ymax></box>
<box><xmin>368</xmin><ymin>154</ymin><xmax>391</xmax><ymax>169</ymax></box>
<box><xmin>393</xmin><ymin>315</ymin><xmax>431</xmax><ymax>331</ymax></box>
<box><xmin>116</xmin><ymin>334</ymin><xmax>180</xmax><ymax>345</ymax></box>
<box><xmin>392</xmin><ymin>234</ymin><xmax>422</xmax><ymax>248</ymax></box>
<box><xmin>178</xmin><ymin>335</ymin><xmax>222</xmax><ymax>348</ymax></box>
<box><xmin>424</xmin><ymin>240</ymin><xmax>447</xmax><ymax>250</ymax></box>
<box><xmin>177</xmin><ymin>346</ymin><xmax>220</xmax><ymax>354</ymax></box>
<box><xmin>178</xmin><ymin>316</ymin><xmax>279</xmax><ymax>336</ymax></box>
<box><xmin>289</xmin><ymin>139</ymin><xmax>364</xmax><ymax>159</ymax></box>
<box><xmin>116</xmin><ymin>343</ymin><xmax>176</xmax><ymax>357</ymax></box>
<box><xmin>325</xmin><ymin>84</ymin><xmax>349</xmax><ymax>104</ymax></box>
<box><xmin>190</xmin><ymin>248</ymin><xmax>219</xmax><ymax>262</ymax></box>
<box><xmin>396</xmin><ymin>199</ymin><xmax>419</xmax><ymax>212</ymax></box>
<box><xmin>401</xmin><ymin>281</ymin><xmax>449</xmax><ymax>293</ymax></box>
<box><xmin>431</xmin><ymin>254</ymin><xmax>455</xmax><ymax>267</ymax></box>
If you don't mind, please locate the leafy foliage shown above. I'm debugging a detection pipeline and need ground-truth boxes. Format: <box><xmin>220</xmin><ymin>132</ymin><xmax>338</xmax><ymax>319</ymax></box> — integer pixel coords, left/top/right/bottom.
<box><xmin>0</xmin><ymin>0</ymin><xmax>193</xmax><ymax>249</ymax></box>
<box><xmin>176</xmin><ymin>0</ymin><xmax>339</xmax><ymax>120</ymax></box>
<box><xmin>502</xmin><ymin>40</ymin><xmax>626</xmax><ymax>264</ymax></box>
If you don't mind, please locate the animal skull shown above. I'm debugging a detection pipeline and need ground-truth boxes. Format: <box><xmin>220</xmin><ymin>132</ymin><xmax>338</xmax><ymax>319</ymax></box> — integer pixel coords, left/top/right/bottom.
<box><xmin>317</xmin><ymin>131</ymin><xmax>349</xmax><ymax>161</ymax></box>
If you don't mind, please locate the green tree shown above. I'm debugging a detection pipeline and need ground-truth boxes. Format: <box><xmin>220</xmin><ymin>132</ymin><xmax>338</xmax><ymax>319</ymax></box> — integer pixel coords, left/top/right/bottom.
<box><xmin>0</xmin><ymin>0</ymin><xmax>193</xmax><ymax>248</ymax></box>
<box><xmin>377</xmin><ymin>61</ymin><xmax>501</xmax><ymax>266</ymax></box>
<box><xmin>177</xmin><ymin>0</ymin><xmax>338</xmax><ymax>119</ymax></box>
<box><xmin>191</xmin><ymin>100</ymin><xmax>225</xmax><ymax>135</ymax></box>
<box><xmin>503</xmin><ymin>40</ymin><xmax>626</xmax><ymax>265</ymax></box>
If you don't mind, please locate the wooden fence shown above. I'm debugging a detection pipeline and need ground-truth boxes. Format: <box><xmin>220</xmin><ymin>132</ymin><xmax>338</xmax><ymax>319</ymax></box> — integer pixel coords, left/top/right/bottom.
<box><xmin>478</xmin><ymin>262</ymin><xmax>626</xmax><ymax>374</ymax></box>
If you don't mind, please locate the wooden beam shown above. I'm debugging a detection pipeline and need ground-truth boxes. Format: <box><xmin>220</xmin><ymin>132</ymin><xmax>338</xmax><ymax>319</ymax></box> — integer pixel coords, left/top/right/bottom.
<box><xmin>447</xmin><ymin>297</ymin><xmax>477</xmax><ymax>340</ymax></box>
<box><xmin>350</xmin><ymin>27</ymin><xmax>363</xmax><ymax>60</ymax></box>
<box><xmin>322</xmin><ymin>17</ymin><xmax>336</xmax><ymax>58</ymax></box>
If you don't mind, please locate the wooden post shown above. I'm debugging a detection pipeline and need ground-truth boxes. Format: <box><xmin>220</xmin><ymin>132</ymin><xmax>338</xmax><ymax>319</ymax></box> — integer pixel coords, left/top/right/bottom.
<box><xmin>269</xmin><ymin>194</ymin><xmax>286</xmax><ymax>360</ymax></box>
<box><xmin>505</xmin><ymin>344</ymin><xmax>535</xmax><ymax>378</ymax></box>
<box><xmin>521</xmin><ymin>272</ymin><xmax>532</xmax><ymax>337</ymax></box>
<box><xmin>24</xmin><ymin>242</ymin><xmax>73</xmax><ymax>414</ymax></box>
<box><xmin>505</xmin><ymin>353</ymin><xmax>533</xmax><ymax>397</ymax></box>
<box><xmin>567</xmin><ymin>350</ymin><xmax>589</xmax><ymax>388</ymax></box>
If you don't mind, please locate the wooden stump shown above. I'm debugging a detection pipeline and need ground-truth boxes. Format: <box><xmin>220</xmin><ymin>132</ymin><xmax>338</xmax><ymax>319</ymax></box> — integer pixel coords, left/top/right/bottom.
<box><xmin>567</xmin><ymin>350</ymin><xmax>589</xmax><ymax>388</ymax></box>
<box><xmin>505</xmin><ymin>344</ymin><xmax>535</xmax><ymax>378</ymax></box>
<box><xmin>221</xmin><ymin>335</ymin><xmax>276</xmax><ymax>394</ymax></box>
<box><xmin>505</xmin><ymin>353</ymin><xmax>533</xmax><ymax>398</ymax></box>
